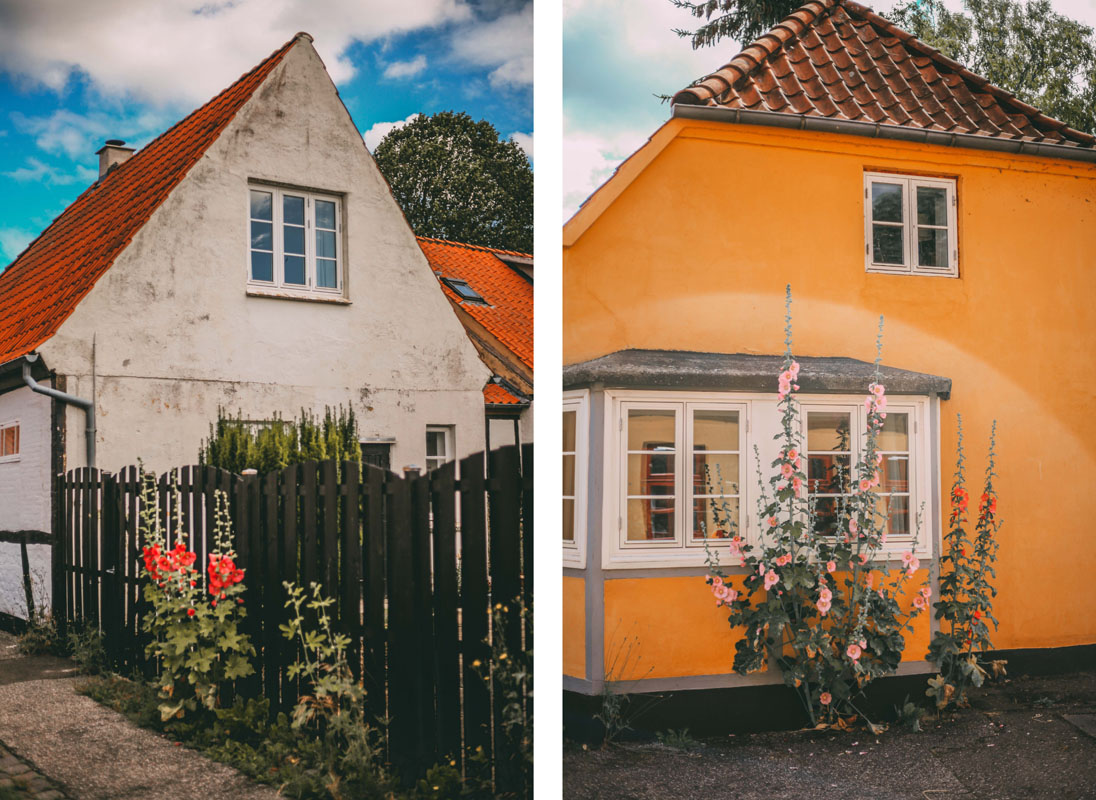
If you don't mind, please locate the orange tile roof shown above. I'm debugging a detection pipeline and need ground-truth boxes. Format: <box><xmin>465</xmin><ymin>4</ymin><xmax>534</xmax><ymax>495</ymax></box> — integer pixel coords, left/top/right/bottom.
<box><xmin>418</xmin><ymin>237</ymin><xmax>533</xmax><ymax>372</ymax></box>
<box><xmin>483</xmin><ymin>382</ymin><xmax>527</xmax><ymax>406</ymax></box>
<box><xmin>673</xmin><ymin>0</ymin><xmax>1095</xmax><ymax>148</ymax></box>
<box><xmin>0</xmin><ymin>34</ymin><xmax>305</xmax><ymax>367</ymax></box>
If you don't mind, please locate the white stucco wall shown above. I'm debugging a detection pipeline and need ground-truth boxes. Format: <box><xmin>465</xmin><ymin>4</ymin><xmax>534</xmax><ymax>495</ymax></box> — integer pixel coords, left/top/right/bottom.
<box><xmin>0</xmin><ymin>385</ymin><xmax>53</xmax><ymax>618</ymax></box>
<box><xmin>40</xmin><ymin>40</ymin><xmax>490</xmax><ymax>476</ymax></box>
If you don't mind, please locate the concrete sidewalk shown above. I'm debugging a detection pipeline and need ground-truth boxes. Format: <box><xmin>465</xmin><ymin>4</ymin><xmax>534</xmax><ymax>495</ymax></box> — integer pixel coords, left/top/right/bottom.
<box><xmin>0</xmin><ymin>634</ymin><xmax>279</xmax><ymax>800</ymax></box>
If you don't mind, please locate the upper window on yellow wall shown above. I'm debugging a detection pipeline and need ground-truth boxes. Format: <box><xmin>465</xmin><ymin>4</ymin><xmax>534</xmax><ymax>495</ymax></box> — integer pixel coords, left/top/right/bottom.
<box><xmin>864</xmin><ymin>172</ymin><xmax>957</xmax><ymax>277</ymax></box>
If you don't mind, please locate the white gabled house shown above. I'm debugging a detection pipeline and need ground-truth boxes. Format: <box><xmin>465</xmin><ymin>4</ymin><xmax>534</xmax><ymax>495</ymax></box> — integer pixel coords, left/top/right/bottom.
<box><xmin>0</xmin><ymin>33</ymin><xmax>491</xmax><ymax>621</ymax></box>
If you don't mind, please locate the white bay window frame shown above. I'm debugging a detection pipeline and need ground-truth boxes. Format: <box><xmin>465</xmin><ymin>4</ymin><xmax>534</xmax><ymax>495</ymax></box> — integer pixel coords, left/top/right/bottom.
<box><xmin>247</xmin><ymin>184</ymin><xmax>344</xmax><ymax>296</ymax></box>
<box><xmin>864</xmin><ymin>171</ymin><xmax>957</xmax><ymax>277</ymax></box>
<box><xmin>602</xmin><ymin>390</ymin><xmax>932</xmax><ymax>569</ymax></box>
<box><xmin>563</xmin><ymin>390</ymin><xmax>590</xmax><ymax>568</ymax></box>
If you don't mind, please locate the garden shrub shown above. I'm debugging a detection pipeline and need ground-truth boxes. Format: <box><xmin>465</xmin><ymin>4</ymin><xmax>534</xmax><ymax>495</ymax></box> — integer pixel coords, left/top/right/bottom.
<box><xmin>200</xmin><ymin>406</ymin><xmax>361</xmax><ymax>474</ymax></box>
<box><xmin>926</xmin><ymin>417</ymin><xmax>1003</xmax><ymax>708</ymax></box>
<box><xmin>703</xmin><ymin>288</ymin><xmax>928</xmax><ymax>730</ymax></box>
<box><xmin>138</xmin><ymin>472</ymin><xmax>254</xmax><ymax>720</ymax></box>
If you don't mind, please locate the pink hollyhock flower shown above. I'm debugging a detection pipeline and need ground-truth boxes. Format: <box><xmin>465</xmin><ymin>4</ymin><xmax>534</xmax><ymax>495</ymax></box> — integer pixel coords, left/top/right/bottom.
<box><xmin>859</xmin><ymin>638</ymin><xmax>867</xmax><ymax>649</ymax></box>
<box><xmin>786</xmin><ymin>448</ymin><xmax>798</xmax><ymax>460</ymax></box>
<box><xmin>859</xmin><ymin>478</ymin><xmax>873</xmax><ymax>492</ymax></box>
<box><xmin>817</xmin><ymin>598</ymin><xmax>831</xmax><ymax>616</ymax></box>
<box><xmin>792</xmin><ymin>477</ymin><xmax>803</xmax><ymax>493</ymax></box>
<box><xmin>725</xmin><ymin>588</ymin><xmax>738</xmax><ymax>603</ymax></box>
<box><xmin>876</xmin><ymin>452</ymin><xmax>884</xmax><ymax>465</ymax></box>
<box><xmin>819</xmin><ymin>587</ymin><xmax>833</xmax><ymax>603</ymax></box>
<box><xmin>710</xmin><ymin>575</ymin><xmax>723</xmax><ymax>588</ymax></box>
<box><xmin>776</xmin><ymin>553</ymin><xmax>792</xmax><ymax>567</ymax></box>
<box><xmin>820</xmin><ymin>692</ymin><xmax>832</xmax><ymax>705</ymax></box>
<box><xmin>921</xmin><ymin>586</ymin><xmax>932</xmax><ymax>599</ymax></box>
<box><xmin>764</xmin><ymin>570</ymin><xmax>779</xmax><ymax>591</ymax></box>
<box><xmin>826</xmin><ymin>560</ymin><xmax>836</xmax><ymax>573</ymax></box>
<box><xmin>901</xmin><ymin>551</ymin><xmax>914</xmax><ymax>567</ymax></box>
<box><xmin>859</xmin><ymin>553</ymin><xmax>868</xmax><ymax>564</ymax></box>
<box><xmin>846</xmin><ymin>644</ymin><xmax>862</xmax><ymax>661</ymax></box>
<box><xmin>714</xmin><ymin>584</ymin><xmax>729</xmax><ymax>600</ymax></box>
<box><xmin>849</xmin><ymin>519</ymin><xmax>859</xmax><ymax>535</ymax></box>
<box><xmin>781</xmin><ymin>463</ymin><xmax>794</xmax><ymax>478</ymax></box>
<box><xmin>789</xmin><ymin>361</ymin><xmax>801</xmax><ymax>380</ymax></box>
<box><xmin>872</xmin><ymin>383</ymin><xmax>885</xmax><ymax>398</ymax></box>
<box><xmin>759</xmin><ymin>563</ymin><xmax>766</xmax><ymax>576</ymax></box>
<box><xmin>876</xmin><ymin>395</ymin><xmax>888</xmax><ymax>412</ymax></box>
<box><xmin>907</xmin><ymin>557</ymin><xmax>920</xmax><ymax>575</ymax></box>
<box><xmin>866</xmin><ymin>573</ymin><xmax>874</xmax><ymax>588</ymax></box>
<box><xmin>768</xmin><ymin>516</ymin><xmax>779</xmax><ymax>528</ymax></box>
<box><xmin>913</xmin><ymin>595</ymin><xmax>927</xmax><ymax>610</ymax></box>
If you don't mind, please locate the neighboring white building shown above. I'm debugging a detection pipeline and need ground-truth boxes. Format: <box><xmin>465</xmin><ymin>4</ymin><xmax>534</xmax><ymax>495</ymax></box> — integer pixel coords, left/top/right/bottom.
<box><xmin>0</xmin><ymin>33</ymin><xmax>491</xmax><ymax>620</ymax></box>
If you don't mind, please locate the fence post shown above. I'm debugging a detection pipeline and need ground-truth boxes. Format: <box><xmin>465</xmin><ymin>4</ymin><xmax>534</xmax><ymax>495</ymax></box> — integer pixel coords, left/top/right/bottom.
<box><xmin>457</xmin><ymin>450</ymin><xmax>491</xmax><ymax>765</ymax></box>
<box><xmin>429</xmin><ymin>460</ymin><xmax>461</xmax><ymax>762</ymax></box>
<box><xmin>385</xmin><ymin>471</ymin><xmax>418</xmax><ymax>779</ymax></box>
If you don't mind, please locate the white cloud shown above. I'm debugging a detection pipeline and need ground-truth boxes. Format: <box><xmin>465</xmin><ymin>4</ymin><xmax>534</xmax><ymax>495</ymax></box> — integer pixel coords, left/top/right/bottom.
<box><xmin>0</xmin><ymin>0</ymin><xmax>472</xmax><ymax>105</ymax></box>
<box><xmin>510</xmin><ymin>131</ymin><xmax>533</xmax><ymax>161</ymax></box>
<box><xmin>11</xmin><ymin>108</ymin><xmax>169</xmax><ymax>162</ymax></box>
<box><xmin>0</xmin><ymin>228</ymin><xmax>35</xmax><ymax>264</ymax></box>
<box><xmin>449</xmin><ymin>4</ymin><xmax>533</xmax><ymax>88</ymax></box>
<box><xmin>4</xmin><ymin>157</ymin><xmax>97</xmax><ymax>186</ymax></box>
<box><xmin>362</xmin><ymin>112</ymin><xmax>420</xmax><ymax>151</ymax></box>
<box><xmin>383</xmin><ymin>54</ymin><xmax>428</xmax><ymax>79</ymax></box>
<box><xmin>563</xmin><ymin>120</ymin><xmax>649</xmax><ymax>218</ymax></box>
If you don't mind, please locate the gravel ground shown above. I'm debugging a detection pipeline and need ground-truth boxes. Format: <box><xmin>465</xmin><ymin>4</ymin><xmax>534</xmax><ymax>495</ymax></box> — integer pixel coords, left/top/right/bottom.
<box><xmin>564</xmin><ymin>671</ymin><xmax>1096</xmax><ymax>800</ymax></box>
<box><xmin>0</xmin><ymin>633</ymin><xmax>279</xmax><ymax>800</ymax></box>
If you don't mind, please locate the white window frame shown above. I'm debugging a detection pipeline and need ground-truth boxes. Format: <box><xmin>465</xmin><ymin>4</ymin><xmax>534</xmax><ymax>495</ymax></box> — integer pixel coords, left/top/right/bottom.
<box><xmin>864</xmin><ymin>172</ymin><xmax>957</xmax><ymax>277</ymax></box>
<box><xmin>801</xmin><ymin>400</ymin><xmax>925</xmax><ymax>548</ymax></box>
<box><xmin>425</xmin><ymin>425</ymin><xmax>454</xmax><ymax>473</ymax></box>
<box><xmin>0</xmin><ymin>420</ymin><xmax>19</xmax><ymax>463</ymax></box>
<box><xmin>602</xmin><ymin>390</ymin><xmax>932</xmax><ymax>569</ymax></box>
<box><xmin>247</xmin><ymin>184</ymin><xmax>344</xmax><ymax>296</ymax></box>
<box><xmin>563</xmin><ymin>390</ymin><xmax>589</xmax><ymax>568</ymax></box>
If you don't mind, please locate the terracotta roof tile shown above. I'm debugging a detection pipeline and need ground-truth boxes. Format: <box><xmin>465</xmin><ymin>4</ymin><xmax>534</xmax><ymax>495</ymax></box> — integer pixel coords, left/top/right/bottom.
<box><xmin>483</xmin><ymin>382</ymin><xmax>528</xmax><ymax>406</ymax></box>
<box><xmin>673</xmin><ymin>0</ymin><xmax>1096</xmax><ymax>149</ymax></box>
<box><xmin>417</xmin><ymin>237</ymin><xmax>533</xmax><ymax>373</ymax></box>
<box><xmin>0</xmin><ymin>35</ymin><xmax>303</xmax><ymax>367</ymax></box>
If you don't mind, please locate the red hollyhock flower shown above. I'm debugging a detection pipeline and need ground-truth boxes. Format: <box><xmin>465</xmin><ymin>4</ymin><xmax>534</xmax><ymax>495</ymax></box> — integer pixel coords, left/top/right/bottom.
<box><xmin>187</xmin><ymin>608</ymin><xmax>196</xmax><ymax>617</ymax></box>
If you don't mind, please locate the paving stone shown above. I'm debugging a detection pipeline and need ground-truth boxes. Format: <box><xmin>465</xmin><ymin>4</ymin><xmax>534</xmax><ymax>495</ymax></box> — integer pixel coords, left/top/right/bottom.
<box><xmin>1063</xmin><ymin>714</ymin><xmax>1096</xmax><ymax>739</ymax></box>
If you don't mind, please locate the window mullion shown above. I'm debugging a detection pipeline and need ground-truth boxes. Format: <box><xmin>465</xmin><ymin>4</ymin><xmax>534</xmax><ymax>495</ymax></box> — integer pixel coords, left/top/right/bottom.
<box><xmin>274</xmin><ymin>189</ymin><xmax>284</xmax><ymax>288</ymax></box>
<box><xmin>676</xmin><ymin>403</ymin><xmax>687</xmax><ymax>548</ymax></box>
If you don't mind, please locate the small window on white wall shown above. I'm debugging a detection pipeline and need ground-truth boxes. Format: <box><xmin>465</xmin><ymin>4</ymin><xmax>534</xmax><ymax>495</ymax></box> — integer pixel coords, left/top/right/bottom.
<box><xmin>0</xmin><ymin>421</ymin><xmax>19</xmax><ymax>462</ymax></box>
<box><xmin>425</xmin><ymin>426</ymin><xmax>454</xmax><ymax>472</ymax></box>
<box><xmin>248</xmin><ymin>186</ymin><xmax>343</xmax><ymax>294</ymax></box>
<box><xmin>563</xmin><ymin>392</ymin><xmax>589</xmax><ymax>567</ymax></box>
<box><xmin>865</xmin><ymin>172</ymin><xmax>957</xmax><ymax>277</ymax></box>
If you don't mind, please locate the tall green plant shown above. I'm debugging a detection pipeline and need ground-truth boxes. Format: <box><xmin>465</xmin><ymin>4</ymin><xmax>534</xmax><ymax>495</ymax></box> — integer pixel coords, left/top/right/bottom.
<box><xmin>200</xmin><ymin>406</ymin><xmax>361</xmax><ymax>474</ymax></box>
<box><xmin>926</xmin><ymin>419</ymin><xmax>1003</xmax><ymax>708</ymax></box>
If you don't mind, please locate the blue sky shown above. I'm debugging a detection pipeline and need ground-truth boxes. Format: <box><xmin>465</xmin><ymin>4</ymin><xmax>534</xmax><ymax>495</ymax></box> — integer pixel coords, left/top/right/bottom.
<box><xmin>563</xmin><ymin>0</ymin><xmax>1096</xmax><ymax>217</ymax></box>
<box><xmin>0</xmin><ymin>0</ymin><xmax>532</xmax><ymax>270</ymax></box>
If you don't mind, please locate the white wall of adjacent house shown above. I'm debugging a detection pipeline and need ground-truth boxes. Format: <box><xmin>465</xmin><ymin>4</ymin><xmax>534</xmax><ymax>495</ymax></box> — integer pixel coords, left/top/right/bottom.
<box><xmin>0</xmin><ymin>385</ymin><xmax>52</xmax><ymax>618</ymax></box>
<box><xmin>39</xmin><ymin>39</ymin><xmax>490</xmax><ymax>478</ymax></box>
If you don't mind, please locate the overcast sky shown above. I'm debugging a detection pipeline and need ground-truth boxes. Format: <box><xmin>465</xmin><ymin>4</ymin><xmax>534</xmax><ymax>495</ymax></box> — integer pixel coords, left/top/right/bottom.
<box><xmin>0</xmin><ymin>0</ymin><xmax>532</xmax><ymax>268</ymax></box>
<box><xmin>563</xmin><ymin>0</ymin><xmax>1096</xmax><ymax>217</ymax></box>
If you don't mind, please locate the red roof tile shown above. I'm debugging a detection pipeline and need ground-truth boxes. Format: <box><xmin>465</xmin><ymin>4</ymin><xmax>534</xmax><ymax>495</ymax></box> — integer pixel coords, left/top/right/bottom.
<box><xmin>0</xmin><ymin>34</ymin><xmax>304</xmax><ymax>367</ymax></box>
<box><xmin>483</xmin><ymin>382</ymin><xmax>527</xmax><ymax>406</ymax></box>
<box><xmin>673</xmin><ymin>0</ymin><xmax>1095</xmax><ymax>148</ymax></box>
<box><xmin>418</xmin><ymin>237</ymin><xmax>533</xmax><ymax>372</ymax></box>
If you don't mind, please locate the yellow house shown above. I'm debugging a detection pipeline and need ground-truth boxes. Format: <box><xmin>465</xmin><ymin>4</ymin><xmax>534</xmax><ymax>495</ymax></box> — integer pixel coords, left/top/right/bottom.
<box><xmin>562</xmin><ymin>0</ymin><xmax>1096</xmax><ymax>699</ymax></box>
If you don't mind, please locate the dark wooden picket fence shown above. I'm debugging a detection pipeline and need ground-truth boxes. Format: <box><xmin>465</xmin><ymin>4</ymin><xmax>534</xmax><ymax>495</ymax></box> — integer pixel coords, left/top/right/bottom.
<box><xmin>54</xmin><ymin>445</ymin><xmax>532</xmax><ymax>788</ymax></box>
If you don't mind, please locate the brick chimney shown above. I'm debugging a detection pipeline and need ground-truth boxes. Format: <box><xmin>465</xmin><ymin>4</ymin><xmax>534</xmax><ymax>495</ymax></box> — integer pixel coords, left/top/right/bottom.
<box><xmin>96</xmin><ymin>139</ymin><xmax>135</xmax><ymax>178</ymax></box>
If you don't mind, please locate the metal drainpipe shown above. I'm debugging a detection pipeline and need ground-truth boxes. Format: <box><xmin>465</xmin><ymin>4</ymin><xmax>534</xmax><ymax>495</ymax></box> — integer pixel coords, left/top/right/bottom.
<box><xmin>22</xmin><ymin>352</ymin><xmax>96</xmax><ymax>468</ymax></box>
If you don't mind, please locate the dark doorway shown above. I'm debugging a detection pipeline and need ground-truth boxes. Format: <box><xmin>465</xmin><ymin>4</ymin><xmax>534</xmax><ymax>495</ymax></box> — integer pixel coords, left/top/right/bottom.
<box><xmin>361</xmin><ymin>442</ymin><xmax>392</xmax><ymax>471</ymax></box>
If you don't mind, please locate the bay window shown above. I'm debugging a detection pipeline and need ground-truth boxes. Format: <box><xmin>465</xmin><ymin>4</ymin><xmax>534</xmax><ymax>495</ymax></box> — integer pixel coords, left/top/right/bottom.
<box><xmin>563</xmin><ymin>391</ymin><xmax>589</xmax><ymax>567</ymax></box>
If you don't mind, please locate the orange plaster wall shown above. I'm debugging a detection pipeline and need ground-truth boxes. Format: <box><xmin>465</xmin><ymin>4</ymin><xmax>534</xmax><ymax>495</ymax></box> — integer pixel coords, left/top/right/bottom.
<box><xmin>563</xmin><ymin>576</ymin><xmax>586</xmax><ymax>679</ymax></box>
<box><xmin>564</xmin><ymin>119</ymin><xmax>1096</xmax><ymax>654</ymax></box>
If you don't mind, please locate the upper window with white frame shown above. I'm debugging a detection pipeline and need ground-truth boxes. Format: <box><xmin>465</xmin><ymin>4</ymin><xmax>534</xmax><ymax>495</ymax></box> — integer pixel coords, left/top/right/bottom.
<box><xmin>249</xmin><ymin>186</ymin><xmax>343</xmax><ymax>295</ymax></box>
<box><xmin>620</xmin><ymin>401</ymin><xmax>744</xmax><ymax>552</ymax></box>
<box><xmin>425</xmin><ymin>426</ymin><xmax>454</xmax><ymax>472</ymax></box>
<box><xmin>864</xmin><ymin>172</ymin><xmax>957</xmax><ymax>277</ymax></box>
<box><xmin>0</xmin><ymin>421</ymin><xmax>19</xmax><ymax>463</ymax></box>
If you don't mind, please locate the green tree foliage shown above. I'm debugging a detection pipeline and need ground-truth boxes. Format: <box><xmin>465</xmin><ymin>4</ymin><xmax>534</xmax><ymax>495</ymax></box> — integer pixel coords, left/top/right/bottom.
<box><xmin>199</xmin><ymin>407</ymin><xmax>361</xmax><ymax>474</ymax></box>
<box><xmin>372</xmin><ymin>111</ymin><xmax>533</xmax><ymax>253</ymax></box>
<box><xmin>887</xmin><ymin>0</ymin><xmax>1096</xmax><ymax>134</ymax></box>
<box><xmin>671</xmin><ymin>0</ymin><xmax>1096</xmax><ymax>134</ymax></box>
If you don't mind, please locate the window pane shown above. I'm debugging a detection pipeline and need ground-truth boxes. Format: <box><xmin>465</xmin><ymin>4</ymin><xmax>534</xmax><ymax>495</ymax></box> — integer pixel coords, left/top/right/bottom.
<box><xmin>879</xmin><ymin>455</ymin><xmax>909</xmax><ymax>492</ymax></box>
<box><xmin>917</xmin><ymin>227</ymin><xmax>949</xmax><ymax>268</ymax></box>
<box><xmin>627</xmin><ymin>498</ymin><xmax>675</xmax><ymax>541</ymax></box>
<box><xmin>316</xmin><ymin>229</ymin><xmax>336</xmax><ymax>259</ymax></box>
<box><xmin>694</xmin><ymin>453</ymin><xmax>739</xmax><ymax>495</ymax></box>
<box><xmin>693</xmin><ymin>410</ymin><xmax>738</xmax><ymax>451</ymax></box>
<box><xmin>563</xmin><ymin>453</ymin><xmax>576</xmax><ymax>497</ymax></box>
<box><xmin>563</xmin><ymin>410</ymin><xmax>576</xmax><ymax>452</ymax></box>
<box><xmin>916</xmin><ymin>186</ymin><xmax>947</xmax><ymax>226</ymax></box>
<box><xmin>317</xmin><ymin>259</ymin><xmax>337</xmax><ymax>289</ymax></box>
<box><xmin>315</xmin><ymin>200</ymin><xmax>336</xmax><ymax>230</ymax></box>
<box><xmin>811</xmin><ymin>496</ymin><xmax>840</xmax><ymax>537</ymax></box>
<box><xmin>563</xmin><ymin>499</ymin><xmax>575</xmax><ymax>542</ymax></box>
<box><xmin>872</xmin><ymin>224</ymin><xmax>905</xmax><ymax>265</ymax></box>
<box><xmin>871</xmin><ymin>182</ymin><xmax>903</xmax><ymax>223</ymax></box>
<box><xmin>692</xmin><ymin>497</ymin><xmax>738</xmax><ymax>540</ymax></box>
<box><xmin>250</xmin><ymin>221</ymin><xmax>272</xmax><ymax>251</ymax></box>
<box><xmin>284</xmin><ymin>225</ymin><xmax>305</xmax><ymax>255</ymax></box>
<box><xmin>876</xmin><ymin>494</ymin><xmax>910</xmax><ymax>537</ymax></box>
<box><xmin>427</xmin><ymin>430</ymin><xmax>443</xmax><ymax>457</ymax></box>
<box><xmin>807</xmin><ymin>412</ymin><xmax>852</xmax><ymax>451</ymax></box>
<box><xmin>284</xmin><ymin>255</ymin><xmax>306</xmax><ymax>285</ymax></box>
<box><xmin>808</xmin><ymin>453</ymin><xmax>851</xmax><ymax>493</ymax></box>
<box><xmin>878</xmin><ymin>413</ymin><xmax>909</xmax><ymax>451</ymax></box>
<box><xmin>627</xmin><ymin>409</ymin><xmax>675</xmax><ymax>450</ymax></box>
<box><xmin>283</xmin><ymin>195</ymin><xmax>305</xmax><ymax>226</ymax></box>
<box><xmin>251</xmin><ymin>251</ymin><xmax>273</xmax><ymax>282</ymax></box>
<box><xmin>250</xmin><ymin>190</ymin><xmax>272</xmax><ymax>221</ymax></box>
<box><xmin>627</xmin><ymin>454</ymin><xmax>675</xmax><ymax>496</ymax></box>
